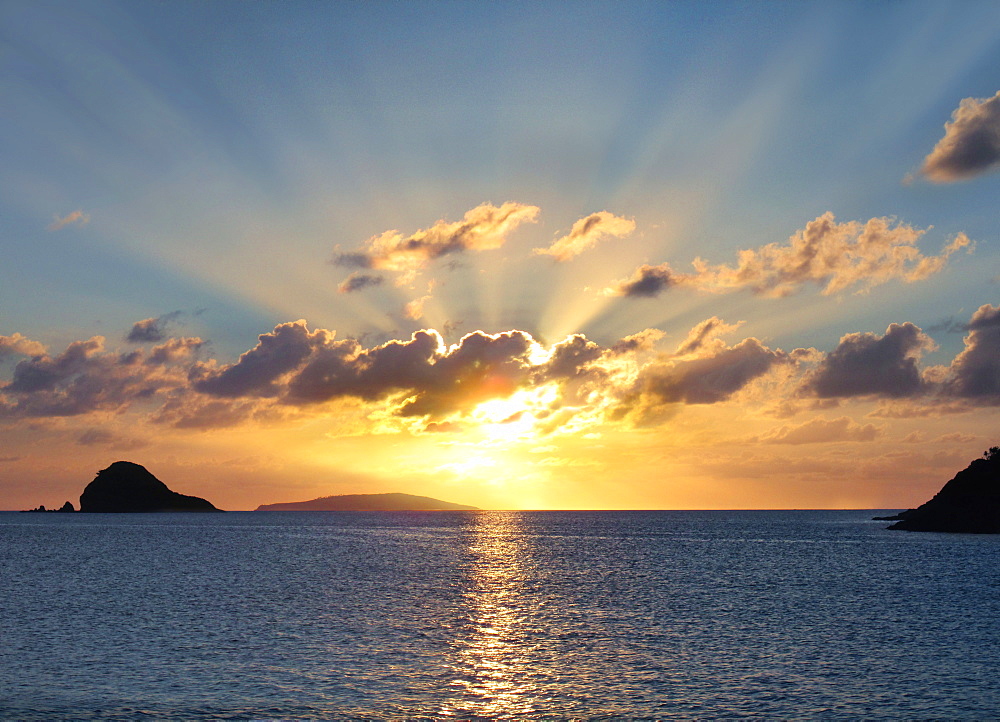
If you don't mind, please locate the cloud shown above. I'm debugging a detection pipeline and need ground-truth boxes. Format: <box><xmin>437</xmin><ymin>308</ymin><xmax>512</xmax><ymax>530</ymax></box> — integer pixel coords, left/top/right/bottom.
<box><xmin>689</xmin><ymin>213</ymin><xmax>971</xmax><ymax>297</ymax></box>
<box><xmin>918</xmin><ymin>90</ymin><xmax>1000</xmax><ymax>182</ymax></box>
<box><xmin>610</xmin><ymin>328</ymin><xmax>665</xmax><ymax>355</ymax></box>
<box><xmin>0</xmin><ymin>336</ymin><xmax>197</xmax><ymax>418</ymax></box>
<box><xmin>758</xmin><ymin>416</ymin><xmax>883</xmax><ymax>444</ymax></box>
<box><xmin>403</xmin><ymin>281</ymin><xmax>439</xmax><ymax>320</ymax></box>
<box><xmin>337</xmin><ymin>272</ymin><xmax>384</xmax><ymax>294</ymax></box>
<box><xmin>194</xmin><ymin>320</ymin><xmax>335</xmax><ymax>398</ymax></box>
<box><xmin>0</xmin><ymin>333</ymin><xmax>47</xmax><ymax>359</ymax></box>
<box><xmin>673</xmin><ymin>317</ymin><xmax>743</xmax><ymax>357</ymax></box>
<box><xmin>126</xmin><ymin>311</ymin><xmax>183</xmax><ymax>343</ymax></box>
<box><xmin>614</xmin><ymin>336</ymin><xmax>794</xmax><ymax>425</ymax></box>
<box><xmin>803</xmin><ymin>322</ymin><xmax>935</xmax><ymax>399</ymax></box>
<box><xmin>606</xmin><ymin>214</ymin><xmax>971</xmax><ymax>299</ymax></box>
<box><xmin>404</xmin><ymin>295</ymin><xmax>431</xmax><ymax>320</ymax></box>
<box><xmin>146</xmin><ymin>337</ymin><xmax>203</xmax><ymax>365</ymax></box>
<box><xmin>46</xmin><ymin>209</ymin><xmax>90</xmax><ymax>231</ymax></box>
<box><xmin>332</xmin><ymin>202</ymin><xmax>540</xmax><ymax>282</ymax></box>
<box><xmin>602</xmin><ymin>263</ymin><xmax>681</xmax><ymax>298</ymax></box>
<box><xmin>945</xmin><ymin>304</ymin><xmax>1000</xmax><ymax>400</ymax></box>
<box><xmin>533</xmin><ymin>211</ymin><xmax>635</xmax><ymax>261</ymax></box>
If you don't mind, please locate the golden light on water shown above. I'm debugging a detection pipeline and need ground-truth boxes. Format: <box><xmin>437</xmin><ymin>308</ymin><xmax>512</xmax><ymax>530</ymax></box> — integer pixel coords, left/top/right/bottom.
<box><xmin>441</xmin><ymin>512</ymin><xmax>538</xmax><ymax>717</ymax></box>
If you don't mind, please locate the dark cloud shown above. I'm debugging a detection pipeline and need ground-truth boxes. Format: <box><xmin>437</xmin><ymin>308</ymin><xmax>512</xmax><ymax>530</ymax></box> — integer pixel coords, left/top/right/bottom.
<box><xmin>0</xmin><ymin>336</ymin><xmax>193</xmax><ymax>419</ymax></box>
<box><xmin>919</xmin><ymin>90</ymin><xmax>1000</xmax><ymax>182</ymax></box>
<box><xmin>331</xmin><ymin>252</ymin><xmax>375</xmax><ymax>269</ymax></box>
<box><xmin>146</xmin><ymin>338</ymin><xmax>203</xmax><ymax>366</ymax></box>
<box><xmin>614</xmin><ymin>338</ymin><xmax>792</xmax><ymax>425</ymax></box>
<box><xmin>286</xmin><ymin>330</ymin><xmax>441</xmax><ymax>406</ymax></box>
<box><xmin>337</xmin><ymin>272</ymin><xmax>384</xmax><ymax>294</ymax></box>
<box><xmin>126</xmin><ymin>311</ymin><xmax>183</xmax><ymax>343</ymax></box>
<box><xmin>539</xmin><ymin>334</ymin><xmax>603</xmax><ymax>380</ymax></box>
<box><xmin>397</xmin><ymin>331</ymin><xmax>535</xmax><ymax>417</ymax></box>
<box><xmin>194</xmin><ymin>320</ymin><xmax>334</xmax><ymax>398</ymax></box>
<box><xmin>603</xmin><ymin>263</ymin><xmax>679</xmax><ymax>298</ymax></box>
<box><xmin>641</xmin><ymin>338</ymin><xmax>789</xmax><ymax>405</ymax></box>
<box><xmin>803</xmin><ymin>322</ymin><xmax>934</xmax><ymax>399</ymax></box>
<box><xmin>946</xmin><ymin>304</ymin><xmax>1000</xmax><ymax>400</ymax></box>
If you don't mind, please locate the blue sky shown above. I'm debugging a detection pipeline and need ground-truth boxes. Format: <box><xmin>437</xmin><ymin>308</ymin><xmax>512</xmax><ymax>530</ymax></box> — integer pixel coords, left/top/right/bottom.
<box><xmin>2</xmin><ymin>1</ymin><xmax>1000</xmax><ymax>509</ymax></box>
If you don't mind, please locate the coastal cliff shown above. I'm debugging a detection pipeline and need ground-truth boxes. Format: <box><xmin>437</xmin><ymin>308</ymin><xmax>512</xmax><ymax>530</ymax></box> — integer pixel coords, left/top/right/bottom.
<box><xmin>256</xmin><ymin>492</ymin><xmax>477</xmax><ymax>511</ymax></box>
<box><xmin>879</xmin><ymin>448</ymin><xmax>1000</xmax><ymax>533</ymax></box>
<box><xmin>80</xmin><ymin>461</ymin><xmax>221</xmax><ymax>513</ymax></box>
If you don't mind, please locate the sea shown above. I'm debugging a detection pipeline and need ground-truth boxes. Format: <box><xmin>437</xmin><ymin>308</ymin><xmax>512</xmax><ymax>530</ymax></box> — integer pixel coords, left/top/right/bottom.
<box><xmin>1</xmin><ymin>510</ymin><xmax>998</xmax><ymax>720</ymax></box>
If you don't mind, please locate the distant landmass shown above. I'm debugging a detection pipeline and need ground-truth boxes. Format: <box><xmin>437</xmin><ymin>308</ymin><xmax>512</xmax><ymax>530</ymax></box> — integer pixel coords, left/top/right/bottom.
<box><xmin>79</xmin><ymin>461</ymin><xmax>221</xmax><ymax>513</ymax></box>
<box><xmin>876</xmin><ymin>448</ymin><xmax>1000</xmax><ymax>533</ymax></box>
<box><xmin>256</xmin><ymin>492</ymin><xmax>477</xmax><ymax>512</ymax></box>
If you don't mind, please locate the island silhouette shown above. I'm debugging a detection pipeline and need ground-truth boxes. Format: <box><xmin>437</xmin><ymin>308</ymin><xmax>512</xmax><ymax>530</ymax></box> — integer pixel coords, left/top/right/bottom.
<box><xmin>256</xmin><ymin>493</ymin><xmax>477</xmax><ymax>511</ymax></box>
<box><xmin>78</xmin><ymin>461</ymin><xmax>221</xmax><ymax>512</ymax></box>
<box><xmin>876</xmin><ymin>447</ymin><xmax>1000</xmax><ymax>533</ymax></box>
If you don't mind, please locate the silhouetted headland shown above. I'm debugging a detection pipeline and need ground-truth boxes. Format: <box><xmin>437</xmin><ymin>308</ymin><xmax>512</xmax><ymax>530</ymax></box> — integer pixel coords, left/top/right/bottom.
<box><xmin>256</xmin><ymin>492</ymin><xmax>477</xmax><ymax>511</ymax></box>
<box><xmin>79</xmin><ymin>461</ymin><xmax>221</xmax><ymax>512</ymax></box>
<box><xmin>876</xmin><ymin>447</ymin><xmax>1000</xmax><ymax>533</ymax></box>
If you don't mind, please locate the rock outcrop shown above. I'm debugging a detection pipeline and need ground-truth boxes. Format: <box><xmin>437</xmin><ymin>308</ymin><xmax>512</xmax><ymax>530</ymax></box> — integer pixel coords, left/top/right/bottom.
<box><xmin>23</xmin><ymin>501</ymin><xmax>75</xmax><ymax>512</ymax></box>
<box><xmin>80</xmin><ymin>461</ymin><xmax>220</xmax><ymax>512</ymax></box>
<box><xmin>880</xmin><ymin>448</ymin><xmax>1000</xmax><ymax>533</ymax></box>
<box><xmin>256</xmin><ymin>492</ymin><xmax>477</xmax><ymax>511</ymax></box>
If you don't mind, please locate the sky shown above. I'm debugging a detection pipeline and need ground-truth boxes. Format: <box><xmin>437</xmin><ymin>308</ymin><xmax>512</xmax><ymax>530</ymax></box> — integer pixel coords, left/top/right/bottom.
<box><xmin>2</xmin><ymin>0</ymin><xmax>1000</xmax><ymax>511</ymax></box>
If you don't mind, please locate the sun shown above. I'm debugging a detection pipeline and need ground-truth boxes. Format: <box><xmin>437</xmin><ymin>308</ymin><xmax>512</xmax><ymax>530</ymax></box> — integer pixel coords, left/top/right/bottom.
<box><xmin>467</xmin><ymin>385</ymin><xmax>560</xmax><ymax>444</ymax></box>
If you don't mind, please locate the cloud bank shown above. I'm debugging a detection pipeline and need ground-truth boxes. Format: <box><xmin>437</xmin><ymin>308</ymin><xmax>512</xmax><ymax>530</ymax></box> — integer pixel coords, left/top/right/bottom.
<box><xmin>604</xmin><ymin>213</ymin><xmax>970</xmax><ymax>298</ymax></box>
<box><xmin>4</xmin><ymin>305</ymin><xmax>999</xmax><ymax>434</ymax></box>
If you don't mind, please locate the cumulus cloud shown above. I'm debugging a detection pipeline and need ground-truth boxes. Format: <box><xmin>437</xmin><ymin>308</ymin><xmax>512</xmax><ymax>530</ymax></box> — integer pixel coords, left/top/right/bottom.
<box><xmin>0</xmin><ymin>335</ymin><xmax>197</xmax><ymax>418</ymax></box>
<box><xmin>533</xmin><ymin>211</ymin><xmax>635</xmax><ymax>261</ymax></box>
<box><xmin>945</xmin><ymin>304</ymin><xmax>1000</xmax><ymax>400</ymax></box>
<box><xmin>606</xmin><ymin>214</ymin><xmax>970</xmax><ymax>299</ymax></box>
<box><xmin>193</xmin><ymin>320</ymin><xmax>335</xmax><ymax>398</ymax></box>
<box><xmin>690</xmin><ymin>213</ymin><xmax>971</xmax><ymax>297</ymax></box>
<box><xmin>126</xmin><ymin>311</ymin><xmax>183</xmax><ymax>343</ymax></box>
<box><xmin>46</xmin><ymin>209</ymin><xmax>90</xmax><ymax>231</ymax></box>
<box><xmin>337</xmin><ymin>272</ymin><xmax>383</xmax><ymax>294</ymax></box>
<box><xmin>332</xmin><ymin>202</ymin><xmax>540</xmax><ymax>282</ymax></box>
<box><xmin>602</xmin><ymin>263</ymin><xmax>681</xmax><ymax>298</ymax></box>
<box><xmin>0</xmin><ymin>333</ymin><xmax>47</xmax><ymax>359</ymax></box>
<box><xmin>614</xmin><ymin>336</ymin><xmax>794</xmax><ymax>426</ymax></box>
<box><xmin>758</xmin><ymin>416</ymin><xmax>883</xmax><ymax>444</ymax></box>
<box><xmin>803</xmin><ymin>322</ymin><xmax>935</xmax><ymax>399</ymax></box>
<box><xmin>918</xmin><ymin>90</ymin><xmax>1000</xmax><ymax>182</ymax></box>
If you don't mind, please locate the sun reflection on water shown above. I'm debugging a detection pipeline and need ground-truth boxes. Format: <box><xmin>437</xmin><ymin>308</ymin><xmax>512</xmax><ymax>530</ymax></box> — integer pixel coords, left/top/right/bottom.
<box><xmin>440</xmin><ymin>511</ymin><xmax>540</xmax><ymax>718</ymax></box>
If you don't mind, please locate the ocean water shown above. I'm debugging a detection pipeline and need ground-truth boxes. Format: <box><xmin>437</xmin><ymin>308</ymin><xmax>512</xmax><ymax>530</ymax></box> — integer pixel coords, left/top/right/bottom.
<box><xmin>1</xmin><ymin>510</ymin><xmax>998</xmax><ymax>719</ymax></box>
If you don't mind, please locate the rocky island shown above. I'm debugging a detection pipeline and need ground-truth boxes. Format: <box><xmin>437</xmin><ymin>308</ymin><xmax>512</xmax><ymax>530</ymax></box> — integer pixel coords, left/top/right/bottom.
<box><xmin>877</xmin><ymin>447</ymin><xmax>1000</xmax><ymax>533</ymax></box>
<box><xmin>79</xmin><ymin>461</ymin><xmax>221</xmax><ymax>512</ymax></box>
<box><xmin>256</xmin><ymin>492</ymin><xmax>477</xmax><ymax>511</ymax></box>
